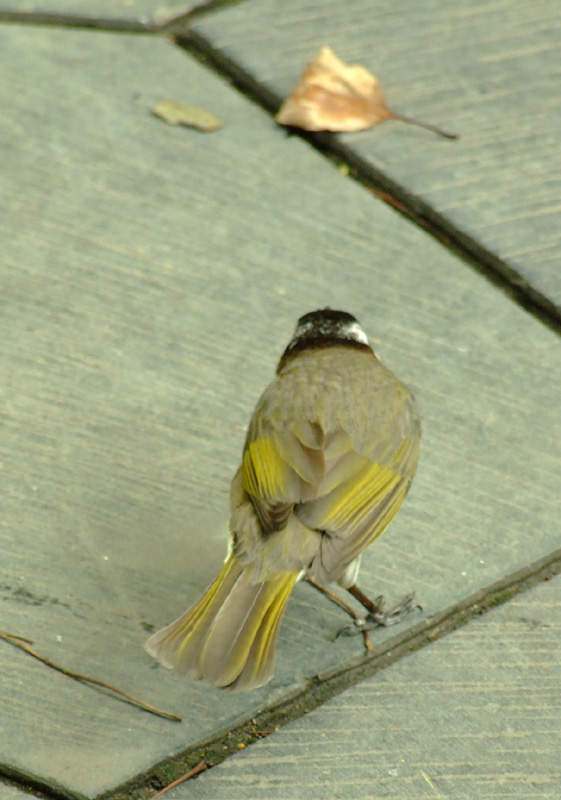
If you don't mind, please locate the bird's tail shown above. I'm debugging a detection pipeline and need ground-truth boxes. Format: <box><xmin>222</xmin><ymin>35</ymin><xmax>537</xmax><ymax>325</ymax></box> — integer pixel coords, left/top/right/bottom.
<box><xmin>146</xmin><ymin>554</ymin><xmax>299</xmax><ymax>691</ymax></box>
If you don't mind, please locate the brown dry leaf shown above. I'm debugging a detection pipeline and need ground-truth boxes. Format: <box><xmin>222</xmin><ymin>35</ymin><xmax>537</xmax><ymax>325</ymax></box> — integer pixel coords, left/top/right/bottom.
<box><xmin>276</xmin><ymin>46</ymin><xmax>391</xmax><ymax>132</ymax></box>
<box><xmin>276</xmin><ymin>46</ymin><xmax>457</xmax><ymax>139</ymax></box>
<box><xmin>152</xmin><ymin>100</ymin><xmax>223</xmax><ymax>132</ymax></box>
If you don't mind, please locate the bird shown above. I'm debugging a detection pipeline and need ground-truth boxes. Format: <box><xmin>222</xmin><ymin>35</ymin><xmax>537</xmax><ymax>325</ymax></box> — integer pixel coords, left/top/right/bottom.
<box><xmin>146</xmin><ymin>308</ymin><xmax>420</xmax><ymax>691</ymax></box>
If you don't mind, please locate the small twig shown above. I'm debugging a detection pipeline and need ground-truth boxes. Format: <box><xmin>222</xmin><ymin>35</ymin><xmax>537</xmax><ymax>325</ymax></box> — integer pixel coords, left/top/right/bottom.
<box><xmin>391</xmin><ymin>111</ymin><xmax>459</xmax><ymax>140</ymax></box>
<box><xmin>1</xmin><ymin>631</ymin><xmax>34</xmax><ymax>644</ymax></box>
<box><xmin>151</xmin><ymin>761</ymin><xmax>207</xmax><ymax>798</ymax></box>
<box><xmin>0</xmin><ymin>631</ymin><xmax>181</xmax><ymax>722</ymax></box>
<box><xmin>305</xmin><ymin>578</ymin><xmax>373</xmax><ymax>652</ymax></box>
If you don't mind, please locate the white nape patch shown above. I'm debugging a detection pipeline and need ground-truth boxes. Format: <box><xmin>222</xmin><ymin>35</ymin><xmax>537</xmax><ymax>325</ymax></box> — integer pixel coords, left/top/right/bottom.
<box><xmin>343</xmin><ymin>321</ymin><xmax>369</xmax><ymax>344</ymax></box>
<box><xmin>293</xmin><ymin>315</ymin><xmax>369</xmax><ymax>345</ymax></box>
<box><xmin>295</xmin><ymin>320</ymin><xmax>316</xmax><ymax>338</ymax></box>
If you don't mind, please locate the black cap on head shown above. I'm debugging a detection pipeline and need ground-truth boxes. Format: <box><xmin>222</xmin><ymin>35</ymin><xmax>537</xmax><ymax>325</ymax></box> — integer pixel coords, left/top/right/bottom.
<box><xmin>277</xmin><ymin>308</ymin><xmax>371</xmax><ymax>372</ymax></box>
<box><xmin>296</xmin><ymin>308</ymin><xmax>360</xmax><ymax>337</ymax></box>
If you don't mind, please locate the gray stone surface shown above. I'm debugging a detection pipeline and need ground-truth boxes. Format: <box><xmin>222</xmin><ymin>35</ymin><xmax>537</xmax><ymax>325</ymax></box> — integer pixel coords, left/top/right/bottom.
<box><xmin>0</xmin><ymin>786</ymin><xmax>35</xmax><ymax>800</ymax></box>
<box><xmin>172</xmin><ymin>576</ymin><xmax>561</xmax><ymax>799</ymax></box>
<box><xmin>0</xmin><ymin>0</ymin><xmax>188</xmax><ymax>21</ymax></box>
<box><xmin>195</xmin><ymin>0</ymin><xmax>561</xmax><ymax>309</ymax></box>
<box><xmin>1</xmin><ymin>15</ymin><xmax>561</xmax><ymax>800</ymax></box>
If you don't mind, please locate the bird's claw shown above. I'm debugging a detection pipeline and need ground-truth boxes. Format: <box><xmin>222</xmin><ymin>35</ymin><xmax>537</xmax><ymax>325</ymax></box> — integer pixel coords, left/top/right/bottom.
<box><xmin>365</xmin><ymin>592</ymin><xmax>420</xmax><ymax>627</ymax></box>
<box><xmin>335</xmin><ymin>592</ymin><xmax>420</xmax><ymax>639</ymax></box>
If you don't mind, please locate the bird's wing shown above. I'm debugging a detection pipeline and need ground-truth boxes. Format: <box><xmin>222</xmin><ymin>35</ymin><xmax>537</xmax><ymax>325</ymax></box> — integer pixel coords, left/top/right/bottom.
<box><xmin>241</xmin><ymin>415</ymin><xmax>326</xmax><ymax>534</ymax></box>
<box><xmin>238</xmin><ymin>363</ymin><xmax>419</xmax><ymax>583</ymax></box>
<box><xmin>300</xmin><ymin>383</ymin><xmax>420</xmax><ymax>583</ymax></box>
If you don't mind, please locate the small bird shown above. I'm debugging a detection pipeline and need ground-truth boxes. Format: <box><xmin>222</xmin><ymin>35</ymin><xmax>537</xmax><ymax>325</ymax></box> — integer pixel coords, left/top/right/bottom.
<box><xmin>146</xmin><ymin>309</ymin><xmax>420</xmax><ymax>691</ymax></box>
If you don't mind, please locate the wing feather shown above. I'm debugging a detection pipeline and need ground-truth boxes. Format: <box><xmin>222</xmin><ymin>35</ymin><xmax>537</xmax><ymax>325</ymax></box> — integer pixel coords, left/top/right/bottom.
<box><xmin>241</xmin><ymin>424</ymin><xmax>325</xmax><ymax>534</ymax></box>
<box><xmin>236</xmin><ymin>349</ymin><xmax>420</xmax><ymax>584</ymax></box>
<box><xmin>300</xmin><ymin>392</ymin><xmax>420</xmax><ymax>584</ymax></box>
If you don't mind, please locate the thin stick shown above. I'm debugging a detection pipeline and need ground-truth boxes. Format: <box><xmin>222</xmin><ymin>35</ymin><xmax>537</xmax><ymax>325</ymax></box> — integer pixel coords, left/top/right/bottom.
<box><xmin>0</xmin><ymin>631</ymin><xmax>181</xmax><ymax>722</ymax></box>
<box><xmin>151</xmin><ymin>761</ymin><xmax>207</xmax><ymax>798</ymax></box>
<box><xmin>305</xmin><ymin>578</ymin><xmax>373</xmax><ymax>652</ymax></box>
<box><xmin>391</xmin><ymin>111</ymin><xmax>459</xmax><ymax>140</ymax></box>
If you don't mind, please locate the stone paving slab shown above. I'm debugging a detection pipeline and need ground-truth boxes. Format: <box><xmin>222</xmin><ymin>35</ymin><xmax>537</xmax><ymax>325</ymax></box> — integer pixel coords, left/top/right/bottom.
<box><xmin>1</xmin><ymin>20</ymin><xmax>561</xmax><ymax>800</ymax></box>
<box><xmin>195</xmin><ymin>0</ymin><xmax>561</xmax><ymax>310</ymax></box>
<box><xmin>0</xmin><ymin>0</ymin><xmax>188</xmax><ymax>22</ymax></box>
<box><xmin>0</xmin><ymin>786</ymin><xmax>33</xmax><ymax>800</ymax></box>
<box><xmin>171</xmin><ymin>575</ymin><xmax>561</xmax><ymax>799</ymax></box>
<box><xmin>0</xmin><ymin>27</ymin><xmax>365</xmax><ymax>799</ymax></box>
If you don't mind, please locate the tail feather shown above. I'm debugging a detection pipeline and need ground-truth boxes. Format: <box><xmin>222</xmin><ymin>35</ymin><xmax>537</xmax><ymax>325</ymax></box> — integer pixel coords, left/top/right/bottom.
<box><xmin>145</xmin><ymin>555</ymin><xmax>243</xmax><ymax>678</ymax></box>
<box><xmin>146</xmin><ymin>554</ymin><xmax>298</xmax><ymax>691</ymax></box>
<box><xmin>200</xmin><ymin>569</ymin><xmax>298</xmax><ymax>689</ymax></box>
<box><xmin>226</xmin><ymin>573</ymin><xmax>296</xmax><ymax>691</ymax></box>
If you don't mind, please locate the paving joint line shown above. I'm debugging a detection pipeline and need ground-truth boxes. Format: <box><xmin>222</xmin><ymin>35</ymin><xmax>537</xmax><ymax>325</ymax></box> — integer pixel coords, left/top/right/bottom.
<box><xmin>1</xmin><ymin>13</ymin><xmax>558</xmax><ymax>333</ymax></box>
<box><xmin>2</xmin><ymin>15</ymin><xmax>560</xmax><ymax>800</ymax></box>
<box><xmin>4</xmin><ymin>548</ymin><xmax>560</xmax><ymax>800</ymax></box>
<box><xmin>174</xmin><ymin>29</ymin><xmax>561</xmax><ymax>337</ymax></box>
<box><xmin>104</xmin><ymin>548</ymin><xmax>561</xmax><ymax>799</ymax></box>
<box><xmin>0</xmin><ymin>1</ymin><xmax>240</xmax><ymax>34</ymax></box>
<box><xmin>0</xmin><ymin>764</ymin><xmax>88</xmax><ymax>800</ymax></box>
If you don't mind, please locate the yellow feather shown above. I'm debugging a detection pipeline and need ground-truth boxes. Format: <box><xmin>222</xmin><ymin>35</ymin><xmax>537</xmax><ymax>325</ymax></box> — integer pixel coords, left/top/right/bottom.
<box><xmin>228</xmin><ymin>573</ymin><xmax>297</xmax><ymax>691</ymax></box>
<box><xmin>145</xmin><ymin>555</ymin><xmax>243</xmax><ymax>677</ymax></box>
<box><xmin>171</xmin><ymin>557</ymin><xmax>237</xmax><ymax>656</ymax></box>
<box><xmin>314</xmin><ymin>478</ymin><xmax>410</xmax><ymax>578</ymax></box>
<box><xmin>318</xmin><ymin>461</ymin><xmax>400</xmax><ymax>531</ymax></box>
<box><xmin>352</xmin><ymin>480</ymin><xmax>409</xmax><ymax>553</ymax></box>
<box><xmin>200</xmin><ymin>570</ymin><xmax>298</xmax><ymax>687</ymax></box>
<box><xmin>242</xmin><ymin>437</ymin><xmax>290</xmax><ymax>498</ymax></box>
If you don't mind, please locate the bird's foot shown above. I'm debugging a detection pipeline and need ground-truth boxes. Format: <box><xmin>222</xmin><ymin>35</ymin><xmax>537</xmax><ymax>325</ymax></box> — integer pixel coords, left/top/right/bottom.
<box><xmin>305</xmin><ymin>577</ymin><xmax>374</xmax><ymax>652</ymax></box>
<box><xmin>336</xmin><ymin>590</ymin><xmax>420</xmax><ymax>639</ymax></box>
<box><xmin>363</xmin><ymin>592</ymin><xmax>420</xmax><ymax>628</ymax></box>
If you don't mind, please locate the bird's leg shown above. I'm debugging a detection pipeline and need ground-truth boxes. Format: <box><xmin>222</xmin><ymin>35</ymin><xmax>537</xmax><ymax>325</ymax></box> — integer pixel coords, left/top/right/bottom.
<box><xmin>305</xmin><ymin>577</ymin><xmax>373</xmax><ymax>653</ymax></box>
<box><xmin>346</xmin><ymin>584</ymin><xmax>420</xmax><ymax>630</ymax></box>
<box><xmin>327</xmin><ymin>583</ymin><xmax>421</xmax><ymax>640</ymax></box>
